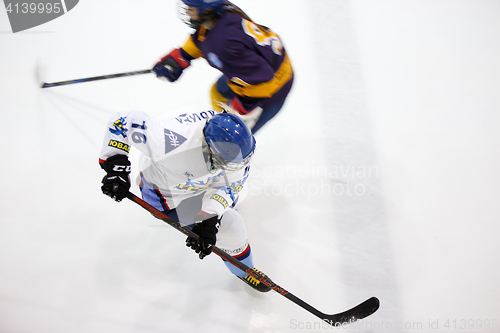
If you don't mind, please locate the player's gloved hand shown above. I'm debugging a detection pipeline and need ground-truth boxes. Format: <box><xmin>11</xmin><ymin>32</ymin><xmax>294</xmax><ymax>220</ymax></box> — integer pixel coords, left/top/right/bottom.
<box><xmin>186</xmin><ymin>211</ymin><xmax>220</xmax><ymax>259</ymax></box>
<box><xmin>100</xmin><ymin>154</ymin><xmax>131</xmax><ymax>202</ymax></box>
<box><xmin>152</xmin><ymin>48</ymin><xmax>191</xmax><ymax>82</ymax></box>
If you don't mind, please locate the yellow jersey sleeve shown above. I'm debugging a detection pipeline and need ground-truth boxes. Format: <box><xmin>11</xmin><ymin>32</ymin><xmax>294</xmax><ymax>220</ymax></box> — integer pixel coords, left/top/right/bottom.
<box><xmin>181</xmin><ymin>36</ymin><xmax>204</xmax><ymax>59</ymax></box>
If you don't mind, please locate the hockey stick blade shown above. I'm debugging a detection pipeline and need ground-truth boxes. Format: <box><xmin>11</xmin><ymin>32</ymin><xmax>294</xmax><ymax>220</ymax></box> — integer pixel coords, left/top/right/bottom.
<box><xmin>320</xmin><ymin>296</ymin><xmax>380</xmax><ymax>326</ymax></box>
<box><xmin>41</xmin><ymin>69</ymin><xmax>153</xmax><ymax>88</ymax></box>
<box><xmin>124</xmin><ymin>192</ymin><xmax>380</xmax><ymax>326</ymax></box>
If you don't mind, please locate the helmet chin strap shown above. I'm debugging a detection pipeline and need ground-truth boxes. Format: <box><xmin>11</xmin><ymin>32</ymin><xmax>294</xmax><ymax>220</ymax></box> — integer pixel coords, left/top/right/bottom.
<box><xmin>207</xmin><ymin>150</ymin><xmax>218</xmax><ymax>171</ymax></box>
<box><xmin>202</xmin><ymin>134</ymin><xmax>218</xmax><ymax>172</ymax></box>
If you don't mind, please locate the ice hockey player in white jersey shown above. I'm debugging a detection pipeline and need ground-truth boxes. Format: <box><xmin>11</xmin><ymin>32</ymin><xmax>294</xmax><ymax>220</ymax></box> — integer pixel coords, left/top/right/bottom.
<box><xmin>99</xmin><ymin>110</ymin><xmax>270</xmax><ymax>292</ymax></box>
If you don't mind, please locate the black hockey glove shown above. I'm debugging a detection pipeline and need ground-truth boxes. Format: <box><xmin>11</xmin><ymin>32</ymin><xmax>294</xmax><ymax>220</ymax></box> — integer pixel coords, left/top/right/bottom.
<box><xmin>100</xmin><ymin>154</ymin><xmax>131</xmax><ymax>202</ymax></box>
<box><xmin>186</xmin><ymin>212</ymin><xmax>220</xmax><ymax>259</ymax></box>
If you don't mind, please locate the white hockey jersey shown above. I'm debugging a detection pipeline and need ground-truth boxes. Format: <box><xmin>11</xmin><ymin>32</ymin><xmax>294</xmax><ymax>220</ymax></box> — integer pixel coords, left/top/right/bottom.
<box><xmin>99</xmin><ymin>110</ymin><xmax>251</xmax><ymax>219</ymax></box>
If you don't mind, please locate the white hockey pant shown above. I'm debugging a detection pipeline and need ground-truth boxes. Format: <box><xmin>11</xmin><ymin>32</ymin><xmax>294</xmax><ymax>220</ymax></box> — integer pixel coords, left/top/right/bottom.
<box><xmin>216</xmin><ymin>209</ymin><xmax>253</xmax><ymax>277</ymax></box>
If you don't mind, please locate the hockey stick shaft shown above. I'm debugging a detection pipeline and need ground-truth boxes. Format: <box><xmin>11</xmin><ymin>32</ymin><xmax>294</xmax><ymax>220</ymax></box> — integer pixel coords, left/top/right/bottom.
<box><xmin>41</xmin><ymin>69</ymin><xmax>153</xmax><ymax>88</ymax></box>
<box><xmin>125</xmin><ymin>192</ymin><xmax>379</xmax><ymax>326</ymax></box>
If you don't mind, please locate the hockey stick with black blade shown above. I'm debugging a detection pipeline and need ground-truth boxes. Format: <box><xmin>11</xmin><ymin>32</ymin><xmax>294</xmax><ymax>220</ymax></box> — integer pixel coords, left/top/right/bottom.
<box><xmin>125</xmin><ymin>191</ymin><xmax>380</xmax><ymax>326</ymax></box>
<box><xmin>40</xmin><ymin>69</ymin><xmax>153</xmax><ymax>88</ymax></box>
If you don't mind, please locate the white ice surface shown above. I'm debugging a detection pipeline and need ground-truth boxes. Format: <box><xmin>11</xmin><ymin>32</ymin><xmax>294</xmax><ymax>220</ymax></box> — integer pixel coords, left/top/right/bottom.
<box><xmin>1</xmin><ymin>1</ymin><xmax>500</xmax><ymax>332</ymax></box>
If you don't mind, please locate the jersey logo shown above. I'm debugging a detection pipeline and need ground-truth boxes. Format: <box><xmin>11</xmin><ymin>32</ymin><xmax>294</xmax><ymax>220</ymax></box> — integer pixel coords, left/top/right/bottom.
<box><xmin>109</xmin><ymin>117</ymin><xmax>128</xmax><ymax>138</ymax></box>
<box><xmin>108</xmin><ymin>140</ymin><xmax>130</xmax><ymax>153</ymax></box>
<box><xmin>175</xmin><ymin>111</ymin><xmax>215</xmax><ymax>124</ymax></box>
<box><xmin>207</xmin><ymin>52</ymin><xmax>223</xmax><ymax>70</ymax></box>
<box><xmin>221</xmin><ymin>174</ymin><xmax>249</xmax><ymax>201</ymax></box>
<box><xmin>164</xmin><ymin>129</ymin><xmax>187</xmax><ymax>154</ymax></box>
<box><xmin>210</xmin><ymin>194</ymin><xmax>229</xmax><ymax>209</ymax></box>
<box><xmin>176</xmin><ymin>172</ymin><xmax>223</xmax><ymax>192</ymax></box>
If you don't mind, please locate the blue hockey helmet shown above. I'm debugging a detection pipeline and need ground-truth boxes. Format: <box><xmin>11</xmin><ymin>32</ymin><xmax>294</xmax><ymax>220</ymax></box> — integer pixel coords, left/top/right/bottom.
<box><xmin>178</xmin><ymin>0</ymin><xmax>227</xmax><ymax>28</ymax></box>
<box><xmin>182</xmin><ymin>0</ymin><xmax>227</xmax><ymax>13</ymax></box>
<box><xmin>204</xmin><ymin>113</ymin><xmax>256</xmax><ymax>170</ymax></box>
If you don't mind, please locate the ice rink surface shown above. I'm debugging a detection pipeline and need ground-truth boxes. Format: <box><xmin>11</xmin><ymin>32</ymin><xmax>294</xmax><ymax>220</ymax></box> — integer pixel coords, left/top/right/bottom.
<box><xmin>1</xmin><ymin>1</ymin><xmax>500</xmax><ymax>332</ymax></box>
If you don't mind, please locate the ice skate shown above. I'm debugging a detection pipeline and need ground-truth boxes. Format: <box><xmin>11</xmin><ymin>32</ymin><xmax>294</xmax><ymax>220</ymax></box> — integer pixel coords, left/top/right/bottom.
<box><xmin>238</xmin><ymin>269</ymin><xmax>272</xmax><ymax>292</ymax></box>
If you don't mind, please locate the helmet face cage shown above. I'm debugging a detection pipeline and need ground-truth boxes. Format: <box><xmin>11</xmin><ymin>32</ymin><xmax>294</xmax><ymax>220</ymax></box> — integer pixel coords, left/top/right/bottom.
<box><xmin>202</xmin><ymin>115</ymin><xmax>255</xmax><ymax>172</ymax></box>
<box><xmin>206</xmin><ymin>143</ymin><xmax>253</xmax><ymax>171</ymax></box>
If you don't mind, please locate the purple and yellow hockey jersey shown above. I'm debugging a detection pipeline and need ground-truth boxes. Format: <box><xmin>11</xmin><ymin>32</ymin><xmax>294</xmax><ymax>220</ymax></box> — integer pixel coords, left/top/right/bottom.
<box><xmin>180</xmin><ymin>12</ymin><xmax>293</xmax><ymax>109</ymax></box>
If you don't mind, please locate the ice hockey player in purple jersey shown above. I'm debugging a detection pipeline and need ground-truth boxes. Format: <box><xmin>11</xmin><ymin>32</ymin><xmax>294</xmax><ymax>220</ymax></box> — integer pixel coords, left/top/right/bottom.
<box><xmin>99</xmin><ymin>109</ymin><xmax>271</xmax><ymax>292</ymax></box>
<box><xmin>152</xmin><ymin>0</ymin><xmax>294</xmax><ymax>133</ymax></box>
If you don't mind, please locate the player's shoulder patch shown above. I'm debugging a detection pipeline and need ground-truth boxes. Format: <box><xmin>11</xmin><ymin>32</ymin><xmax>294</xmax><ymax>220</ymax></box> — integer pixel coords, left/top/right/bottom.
<box><xmin>108</xmin><ymin>139</ymin><xmax>130</xmax><ymax>153</ymax></box>
<box><xmin>210</xmin><ymin>194</ymin><xmax>229</xmax><ymax>209</ymax></box>
<box><xmin>109</xmin><ymin>117</ymin><xmax>128</xmax><ymax>138</ymax></box>
<box><xmin>164</xmin><ymin>128</ymin><xmax>188</xmax><ymax>154</ymax></box>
